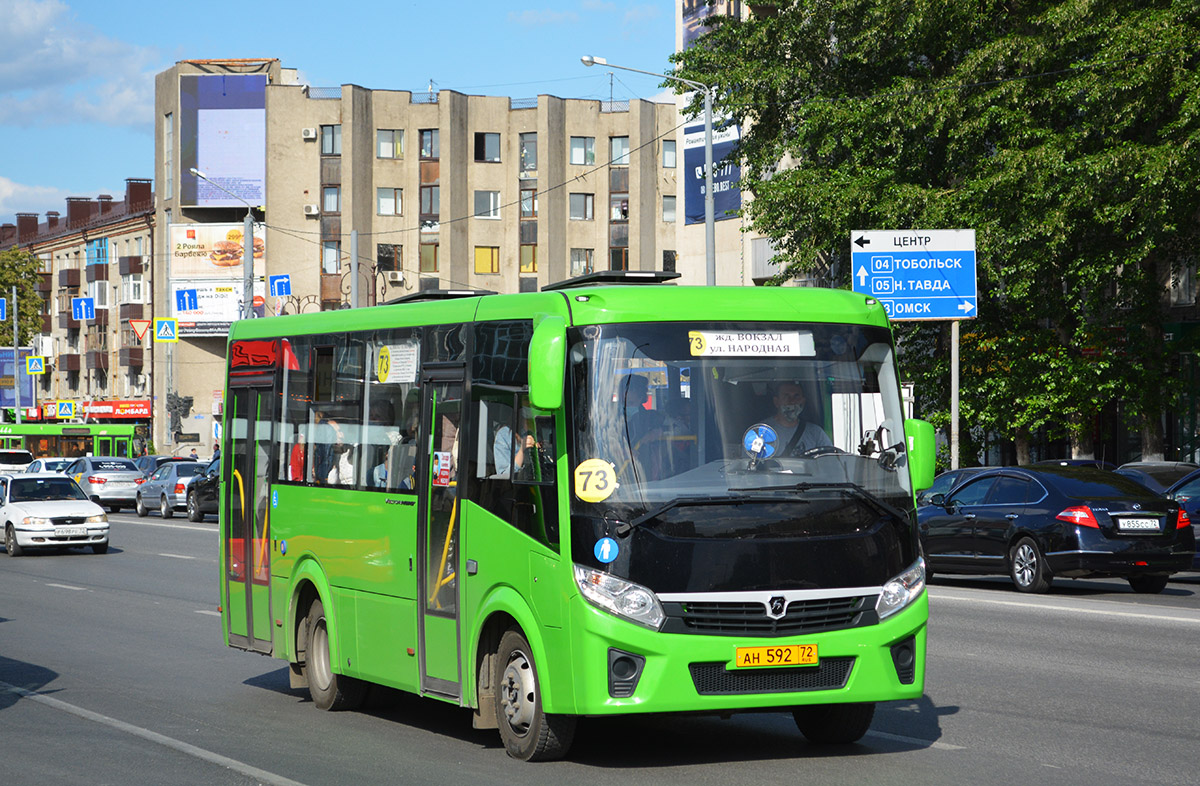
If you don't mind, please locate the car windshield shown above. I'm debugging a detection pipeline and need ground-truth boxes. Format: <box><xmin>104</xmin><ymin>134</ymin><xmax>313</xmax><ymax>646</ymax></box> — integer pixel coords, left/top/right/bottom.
<box><xmin>10</xmin><ymin>477</ymin><xmax>87</xmax><ymax>502</ymax></box>
<box><xmin>568</xmin><ymin>321</ymin><xmax>911</xmax><ymax>521</ymax></box>
<box><xmin>176</xmin><ymin>464</ymin><xmax>204</xmax><ymax>477</ymax></box>
<box><xmin>43</xmin><ymin>459</ymin><xmax>70</xmax><ymax>471</ymax></box>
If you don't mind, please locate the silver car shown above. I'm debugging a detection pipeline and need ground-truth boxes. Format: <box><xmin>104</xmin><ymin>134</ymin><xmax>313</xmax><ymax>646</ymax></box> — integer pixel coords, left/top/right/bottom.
<box><xmin>136</xmin><ymin>461</ymin><xmax>205</xmax><ymax>519</ymax></box>
<box><xmin>65</xmin><ymin>456</ymin><xmax>144</xmax><ymax>513</ymax></box>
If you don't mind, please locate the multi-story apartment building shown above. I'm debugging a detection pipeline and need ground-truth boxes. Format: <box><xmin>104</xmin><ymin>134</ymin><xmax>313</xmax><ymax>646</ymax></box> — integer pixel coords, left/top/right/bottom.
<box><xmin>152</xmin><ymin>58</ymin><xmax>679</xmax><ymax>453</ymax></box>
<box><xmin>0</xmin><ymin>179</ymin><xmax>154</xmax><ymax>441</ymax></box>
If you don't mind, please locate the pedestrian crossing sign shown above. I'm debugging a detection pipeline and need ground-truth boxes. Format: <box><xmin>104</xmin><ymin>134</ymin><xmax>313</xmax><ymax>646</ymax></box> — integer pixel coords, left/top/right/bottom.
<box><xmin>56</xmin><ymin>400</ymin><xmax>75</xmax><ymax>419</ymax></box>
<box><xmin>155</xmin><ymin>318</ymin><xmax>179</xmax><ymax>342</ymax></box>
<box><xmin>26</xmin><ymin>356</ymin><xmax>46</xmax><ymax>375</ymax></box>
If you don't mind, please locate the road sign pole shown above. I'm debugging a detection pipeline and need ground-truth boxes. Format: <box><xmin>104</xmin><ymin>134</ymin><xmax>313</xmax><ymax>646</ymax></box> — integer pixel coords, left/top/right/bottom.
<box><xmin>951</xmin><ymin>319</ymin><xmax>960</xmax><ymax>470</ymax></box>
<box><xmin>243</xmin><ymin>212</ymin><xmax>254</xmax><ymax>320</ymax></box>
<box><xmin>12</xmin><ymin>286</ymin><xmax>20</xmax><ymax>425</ymax></box>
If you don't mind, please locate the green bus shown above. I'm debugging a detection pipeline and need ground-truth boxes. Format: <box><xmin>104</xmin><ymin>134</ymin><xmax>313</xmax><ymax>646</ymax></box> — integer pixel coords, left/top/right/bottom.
<box><xmin>0</xmin><ymin>422</ymin><xmax>138</xmax><ymax>459</ymax></box>
<box><xmin>218</xmin><ymin>272</ymin><xmax>935</xmax><ymax>761</ymax></box>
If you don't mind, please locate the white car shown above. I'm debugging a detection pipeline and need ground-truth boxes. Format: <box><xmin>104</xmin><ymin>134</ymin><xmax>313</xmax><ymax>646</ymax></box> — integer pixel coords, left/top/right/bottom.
<box><xmin>0</xmin><ymin>449</ymin><xmax>35</xmax><ymax>474</ymax></box>
<box><xmin>25</xmin><ymin>456</ymin><xmax>72</xmax><ymax>474</ymax></box>
<box><xmin>1</xmin><ymin>472</ymin><xmax>110</xmax><ymax>556</ymax></box>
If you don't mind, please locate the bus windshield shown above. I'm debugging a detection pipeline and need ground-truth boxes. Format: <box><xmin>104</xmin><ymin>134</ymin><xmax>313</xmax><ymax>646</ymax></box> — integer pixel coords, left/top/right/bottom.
<box><xmin>569</xmin><ymin>321</ymin><xmax>911</xmax><ymax>522</ymax></box>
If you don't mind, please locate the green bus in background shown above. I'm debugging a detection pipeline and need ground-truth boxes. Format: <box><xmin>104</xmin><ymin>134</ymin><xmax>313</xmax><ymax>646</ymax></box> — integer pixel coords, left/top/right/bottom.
<box><xmin>0</xmin><ymin>422</ymin><xmax>138</xmax><ymax>458</ymax></box>
<box><xmin>218</xmin><ymin>272</ymin><xmax>935</xmax><ymax>761</ymax></box>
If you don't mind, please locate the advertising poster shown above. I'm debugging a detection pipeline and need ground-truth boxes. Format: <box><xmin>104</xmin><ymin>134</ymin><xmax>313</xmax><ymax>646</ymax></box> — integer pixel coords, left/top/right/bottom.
<box><xmin>170</xmin><ymin>223</ymin><xmax>263</xmax><ymax>280</ymax></box>
<box><xmin>681</xmin><ymin>0</ymin><xmax>741</xmax><ymax>49</ymax></box>
<box><xmin>0</xmin><ymin>348</ymin><xmax>34</xmax><ymax>409</ymax></box>
<box><xmin>683</xmin><ymin>122</ymin><xmax>741</xmax><ymax>225</ymax></box>
<box><xmin>179</xmin><ymin>74</ymin><xmax>267</xmax><ymax>208</ymax></box>
<box><xmin>172</xmin><ymin>279</ymin><xmax>266</xmax><ymax>337</ymax></box>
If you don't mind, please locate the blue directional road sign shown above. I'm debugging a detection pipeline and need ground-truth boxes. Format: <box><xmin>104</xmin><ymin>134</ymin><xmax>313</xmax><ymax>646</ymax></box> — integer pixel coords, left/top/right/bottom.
<box><xmin>269</xmin><ymin>274</ymin><xmax>292</xmax><ymax>297</ymax></box>
<box><xmin>175</xmin><ymin>288</ymin><xmax>199</xmax><ymax>311</ymax></box>
<box><xmin>72</xmin><ymin>296</ymin><xmax>96</xmax><ymax>321</ymax></box>
<box><xmin>0</xmin><ymin>297</ymin><xmax>6</xmax><ymax>321</ymax></box>
<box><xmin>851</xmin><ymin>229</ymin><xmax>977</xmax><ymax>321</ymax></box>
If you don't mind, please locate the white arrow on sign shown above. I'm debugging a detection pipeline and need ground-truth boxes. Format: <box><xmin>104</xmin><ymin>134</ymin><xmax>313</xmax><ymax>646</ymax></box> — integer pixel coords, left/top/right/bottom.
<box><xmin>857</xmin><ymin>265</ymin><xmax>869</xmax><ymax>286</ymax></box>
<box><xmin>958</xmin><ymin>302</ymin><xmax>975</xmax><ymax>314</ymax></box>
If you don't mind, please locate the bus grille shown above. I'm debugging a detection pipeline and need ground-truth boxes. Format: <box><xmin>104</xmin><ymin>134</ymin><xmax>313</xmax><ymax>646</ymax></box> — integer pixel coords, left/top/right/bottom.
<box><xmin>688</xmin><ymin>658</ymin><xmax>855</xmax><ymax>695</ymax></box>
<box><xmin>669</xmin><ymin>597</ymin><xmax>871</xmax><ymax>637</ymax></box>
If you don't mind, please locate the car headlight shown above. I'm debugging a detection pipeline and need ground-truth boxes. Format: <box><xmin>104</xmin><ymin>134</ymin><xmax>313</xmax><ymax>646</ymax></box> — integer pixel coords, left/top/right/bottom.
<box><xmin>85</xmin><ymin>514</ymin><xmax>108</xmax><ymax>525</ymax></box>
<box><xmin>876</xmin><ymin>557</ymin><xmax>926</xmax><ymax>620</ymax></box>
<box><xmin>22</xmin><ymin>516</ymin><xmax>53</xmax><ymax>527</ymax></box>
<box><xmin>573</xmin><ymin>564</ymin><xmax>665</xmax><ymax>630</ymax></box>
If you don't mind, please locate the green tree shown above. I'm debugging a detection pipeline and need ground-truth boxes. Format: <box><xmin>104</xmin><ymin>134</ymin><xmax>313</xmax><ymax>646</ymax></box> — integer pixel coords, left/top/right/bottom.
<box><xmin>0</xmin><ymin>247</ymin><xmax>44</xmax><ymax>346</ymax></box>
<box><xmin>673</xmin><ymin>1</ymin><xmax>1200</xmax><ymax>461</ymax></box>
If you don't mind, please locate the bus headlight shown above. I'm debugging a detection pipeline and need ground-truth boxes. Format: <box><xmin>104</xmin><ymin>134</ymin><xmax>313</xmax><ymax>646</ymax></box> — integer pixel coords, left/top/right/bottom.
<box><xmin>85</xmin><ymin>514</ymin><xmax>108</xmax><ymax>525</ymax></box>
<box><xmin>876</xmin><ymin>557</ymin><xmax>925</xmax><ymax>620</ymax></box>
<box><xmin>574</xmin><ymin>564</ymin><xmax>665</xmax><ymax>630</ymax></box>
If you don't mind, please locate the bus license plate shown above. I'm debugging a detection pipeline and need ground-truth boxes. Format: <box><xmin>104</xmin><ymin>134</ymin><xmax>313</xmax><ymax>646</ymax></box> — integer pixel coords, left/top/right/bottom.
<box><xmin>735</xmin><ymin>644</ymin><xmax>818</xmax><ymax>668</ymax></box>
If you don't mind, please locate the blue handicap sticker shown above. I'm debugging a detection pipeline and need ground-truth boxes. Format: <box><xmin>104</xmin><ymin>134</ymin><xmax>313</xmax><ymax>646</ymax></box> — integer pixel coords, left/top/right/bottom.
<box><xmin>280</xmin><ymin>540</ymin><xmax>287</xmax><ymax>555</ymax></box>
<box><xmin>743</xmin><ymin>423</ymin><xmax>778</xmax><ymax>459</ymax></box>
<box><xmin>271</xmin><ymin>489</ymin><xmax>278</xmax><ymax>508</ymax></box>
<box><xmin>595</xmin><ymin>537</ymin><xmax>619</xmax><ymax>564</ymax></box>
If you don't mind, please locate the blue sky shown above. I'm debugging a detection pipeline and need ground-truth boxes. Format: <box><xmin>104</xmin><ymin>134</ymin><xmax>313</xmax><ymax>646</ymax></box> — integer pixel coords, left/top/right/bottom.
<box><xmin>0</xmin><ymin>0</ymin><xmax>677</xmax><ymax>226</ymax></box>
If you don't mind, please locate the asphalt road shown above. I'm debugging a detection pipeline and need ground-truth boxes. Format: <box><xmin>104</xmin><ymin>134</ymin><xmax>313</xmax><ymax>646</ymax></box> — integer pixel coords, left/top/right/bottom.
<box><xmin>2</xmin><ymin>512</ymin><xmax>1198</xmax><ymax>785</ymax></box>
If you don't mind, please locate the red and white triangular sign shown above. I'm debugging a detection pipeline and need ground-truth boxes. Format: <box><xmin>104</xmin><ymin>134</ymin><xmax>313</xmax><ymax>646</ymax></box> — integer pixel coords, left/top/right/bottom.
<box><xmin>129</xmin><ymin>319</ymin><xmax>152</xmax><ymax>340</ymax></box>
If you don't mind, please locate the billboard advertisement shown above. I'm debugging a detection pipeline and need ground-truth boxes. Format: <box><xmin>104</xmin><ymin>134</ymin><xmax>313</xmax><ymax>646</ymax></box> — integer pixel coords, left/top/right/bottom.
<box><xmin>170</xmin><ymin>223</ymin><xmax>262</xmax><ymax>280</ymax></box>
<box><xmin>681</xmin><ymin>0</ymin><xmax>741</xmax><ymax>49</ymax></box>
<box><xmin>172</xmin><ymin>279</ymin><xmax>266</xmax><ymax>337</ymax></box>
<box><xmin>0</xmin><ymin>348</ymin><xmax>35</xmax><ymax>410</ymax></box>
<box><xmin>683</xmin><ymin>122</ymin><xmax>741</xmax><ymax>225</ymax></box>
<box><xmin>179</xmin><ymin>74</ymin><xmax>267</xmax><ymax>208</ymax></box>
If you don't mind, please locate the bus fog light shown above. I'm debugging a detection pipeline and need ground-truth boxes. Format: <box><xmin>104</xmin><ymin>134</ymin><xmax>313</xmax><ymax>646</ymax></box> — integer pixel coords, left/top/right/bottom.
<box><xmin>574</xmin><ymin>564</ymin><xmax>665</xmax><ymax>630</ymax></box>
<box><xmin>876</xmin><ymin>558</ymin><xmax>925</xmax><ymax>620</ymax></box>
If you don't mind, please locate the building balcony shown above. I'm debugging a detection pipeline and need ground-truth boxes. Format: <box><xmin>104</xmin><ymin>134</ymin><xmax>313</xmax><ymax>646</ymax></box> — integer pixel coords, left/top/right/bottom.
<box><xmin>59</xmin><ymin>353</ymin><xmax>81</xmax><ymax>372</ymax></box>
<box><xmin>40</xmin><ymin>314</ymin><xmax>52</xmax><ymax>333</ymax></box>
<box><xmin>89</xmin><ymin>309</ymin><xmax>109</xmax><ymax>327</ymax></box>
<box><xmin>86</xmin><ymin>264</ymin><xmax>109</xmax><ymax>283</ymax></box>
<box><xmin>35</xmin><ymin>272</ymin><xmax>52</xmax><ymax>292</ymax></box>
<box><xmin>118</xmin><ymin>255</ymin><xmax>144</xmax><ymax>275</ymax></box>
<box><xmin>119</xmin><ymin>302</ymin><xmax>144</xmax><ymax>320</ymax></box>
<box><xmin>59</xmin><ymin>312</ymin><xmax>80</xmax><ymax>330</ymax></box>
<box><xmin>118</xmin><ymin>347</ymin><xmax>143</xmax><ymax>368</ymax></box>
<box><xmin>86</xmin><ymin>350</ymin><xmax>109</xmax><ymax>371</ymax></box>
<box><xmin>58</xmin><ymin>268</ymin><xmax>80</xmax><ymax>288</ymax></box>
<box><xmin>320</xmin><ymin>273</ymin><xmax>343</xmax><ymax>304</ymax></box>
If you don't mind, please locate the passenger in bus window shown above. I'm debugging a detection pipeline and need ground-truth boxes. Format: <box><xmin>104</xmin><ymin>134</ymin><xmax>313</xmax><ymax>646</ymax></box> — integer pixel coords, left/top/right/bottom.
<box><xmin>326</xmin><ymin>443</ymin><xmax>355</xmax><ymax>486</ymax></box>
<box><xmin>289</xmin><ymin>432</ymin><xmax>306</xmax><ymax>481</ymax></box>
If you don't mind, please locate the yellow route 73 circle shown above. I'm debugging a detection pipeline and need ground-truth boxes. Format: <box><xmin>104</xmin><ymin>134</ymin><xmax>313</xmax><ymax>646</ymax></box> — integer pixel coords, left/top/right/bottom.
<box><xmin>376</xmin><ymin>345</ymin><xmax>391</xmax><ymax>383</ymax></box>
<box><xmin>574</xmin><ymin>458</ymin><xmax>618</xmax><ymax>503</ymax></box>
<box><xmin>688</xmin><ymin>330</ymin><xmax>706</xmax><ymax>356</ymax></box>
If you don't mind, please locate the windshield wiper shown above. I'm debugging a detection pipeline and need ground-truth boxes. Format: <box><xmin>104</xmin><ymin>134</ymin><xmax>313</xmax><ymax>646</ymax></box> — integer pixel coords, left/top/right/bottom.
<box><xmin>615</xmin><ymin>492</ymin><xmax>809</xmax><ymax>536</ymax></box>
<box><xmin>736</xmin><ymin>481</ymin><xmax>910</xmax><ymax>522</ymax></box>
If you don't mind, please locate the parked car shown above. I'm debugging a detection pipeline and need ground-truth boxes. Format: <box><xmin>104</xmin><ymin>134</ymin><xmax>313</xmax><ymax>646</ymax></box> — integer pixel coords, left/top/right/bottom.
<box><xmin>1114</xmin><ymin>461</ymin><xmax>1200</xmax><ymax>495</ymax></box>
<box><xmin>1163</xmin><ymin>468</ymin><xmax>1200</xmax><ymax>570</ymax></box>
<box><xmin>0</xmin><ymin>449</ymin><xmax>35</xmax><ymax>474</ymax></box>
<box><xmin>136</xmin><ymin>461</ymin><xmax>206</xmax><ymax>519</ymax></box>
<box><xmin>918</xmin><ymin>466</ymin><xmax>1195</xmax><ymax>593</ymax></box>
<box><xmin>64</xmin><ymin>456</ymin><xmax>144</xmax><ymax>513</ymax></box>
<box><xmin>1032</xmin><ymin>458</ymin><xmax>1118</xmax><ymax>471</ymax></box>
<box><xmin>186</xmin><ymin>457</ymin><xmax>221</xmax><ymax>522</ymax></box>
<box><xmin>25</xmin><ymin>457</ymin><xmax>72</xmax><ymax>474</ymax></box>
<box><xmin>917</xmin><ymin>466</ymin><xmax>991</xmax><ymax>506</ymax></box>
<box><xmin>135</xmin><ymin>454</ymin><xmax>193</xmax><ymax>479</ymax></box>
<box><xmin>1</xmin><ymin>472</ymin><xmax>109</xmax><ymax>556</ymax></box>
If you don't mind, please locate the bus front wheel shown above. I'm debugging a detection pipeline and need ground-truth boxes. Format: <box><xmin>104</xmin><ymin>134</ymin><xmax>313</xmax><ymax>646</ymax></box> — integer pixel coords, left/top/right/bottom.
<box><xmin>302</xmin><ymin>599</ymin><xmax>366</xmax><ymax>711</ymax></box>
<box><xmin>793</xmin><ymin>702</ymin><xmax>875</xmax><ymax>744</ymax></box>
<box><xmin>494</xmin><ymin>629</ymin><xmax>575</xmax><ymax>761</ymax></box>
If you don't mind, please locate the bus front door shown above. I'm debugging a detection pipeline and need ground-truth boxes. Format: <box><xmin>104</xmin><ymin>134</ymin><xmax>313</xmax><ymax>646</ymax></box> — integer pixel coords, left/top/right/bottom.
<box><xmin>95</xmin><ymin>436</ymin><xmax>112</xmax><ymax>456</ymax></box>
<box><xmin>224</xmin><ymin>384</ymin><xmax>275</xmax><ymax>655</ymax></box>
<box><xmin>418</xmin><ymin>374</ymin><xmax>463</xmax><ymax>699</ymax></box>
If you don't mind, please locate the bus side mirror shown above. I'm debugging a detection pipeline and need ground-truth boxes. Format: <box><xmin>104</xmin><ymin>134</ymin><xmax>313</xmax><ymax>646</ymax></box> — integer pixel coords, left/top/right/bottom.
<box><xmin>528</xmin><ymin>316</ymin><xmax>566</xmax><ymax>411</ymax></box>
<box><xmin>904</xmin><ymin>418</ymin><xmax>935</xmax><ymax>491</ymax></box>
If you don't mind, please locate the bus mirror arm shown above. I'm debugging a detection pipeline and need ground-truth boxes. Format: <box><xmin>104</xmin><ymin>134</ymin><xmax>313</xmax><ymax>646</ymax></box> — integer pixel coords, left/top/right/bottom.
<box><xmin>528</xmin><ymin>316</ymin><xmax>567</xmax><ymax>411</ymax></box>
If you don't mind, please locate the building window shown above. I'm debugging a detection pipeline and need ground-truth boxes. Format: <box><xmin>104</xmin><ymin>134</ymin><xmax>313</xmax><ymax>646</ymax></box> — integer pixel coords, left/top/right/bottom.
<box><xmin>420</xmin><ymin>185</ymin><xmax>440</xmax><ymax>219</ymax></box>
<box><xmin>663</xmin><ymin>139</ymin><xmax>677</xmax><ymax>168</ymax></box>
<box><xmin>474</xmin><ymin>190</ymin><xmax>501</xmax><ymax>219</ymax></box>
<box><xmin>377</xmin><ymin>188</ymin><xmax>402</xmax><ymax>216</ymax></box>
<box><xmin>610</xmin><ymin>194</ymin><xmax>629</xmax><ymax>221</ymax></box>
<box><xmin>570</xmin><ymin>248</ymin><xmax>595</xmax><ymax>276</ymax></box>
<box><xmin>420</xmin><ymin>129</ymin><xmax>439</xmax><ymax>159</ymax></box>
<box><xmin>610</xmin><ymin>248</ymin><xmax>629</xmax><ymax>271</ymax></box>
<box><xmin>377</xmin><ymin>129</ymin><xmax>404</xmax><ymax>159</ymax></box>
<box><xmin>519</xmin><ymin>132</ymin><xmax>537</xmax><ymax>172</ymax></box>
<box><xmin>323</xmin><ymin>186</ymin><xmax>341</xmax><ymax>213</ymax></box>
<box><xmin>86</xmin><ymin>237</ymin><xmax>109</xmax><ymax>265</ymax></box>
<box><xmin>474</xmin><ymin>246</ymin><xmax>500</xmax><ymax>275</ymax></box>
<box><xmin>520</xmin><ymin>245</ymin><xmax>537</xmax><ymax>273</ymax></box>
<box><xmin>520</xmin><ymin>187</ymin><xmax>538</xmax><ymax>218</ymax></box>
<box><xmin>322</xmin><ymin>241</ymin><xmax>340</xmax><ymax>274</ymax></box>
<box><xmin>569</xmin><ymin>193</ymin><xmax>594</xmax><ymax>220</ymax></box>
<box><xmin>377</xmin><ymin>243</ymin><xmax>402</xmax><ymax>272</ymax></box>
<box><xmin>570</xmin><ymin>136</ymin><xmax>594</xmax><ymax>166</ymax></box>
<box><xmin>663</xmin><ymin>250</ymin><xmax>676</xmax><ymax>273</ymax></box>
<box><xmin>121</xmin><ymin>274</ymin><xmax>144</xmax><ymax>303</ymax></box>
<box><xmin>610</xmin><ymin>136</ymin><xmax>630</xmax><ymax>165</ymax></box>
<box><xmin>663</xmin><ymin>195</ymin><xmax>677</xmax><ymax>223</ymax></box>
<box><xmin>321</xmin><ymin>124</ymin><xmax>342</xmax><ymax>155</ymax></box>
<box><xmin>474</xmin><ymin>132</ymin><xmax>501</xmax><ymax>162</ymax></box>
<box><xmin>420</xmin><ymin>241</ymin><xmax>439</xmax><ymax>273</ymax></box>
<box><xmin>87</xmin><ymin>280</ymin><xmax>109</xmax><ymax>308</ymax></box>
<box><xmin>163</xmin><ymin>112</ymin><xmax>173</xmax><ymax>200</ymax></box>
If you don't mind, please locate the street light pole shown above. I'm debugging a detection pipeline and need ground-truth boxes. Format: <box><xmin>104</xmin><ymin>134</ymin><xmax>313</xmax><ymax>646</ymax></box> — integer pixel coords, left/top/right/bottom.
<box><xmin>582</xmin><ymin>55</ymin><xmax>716</xmax><ymax>286</ymax></box>
<box><xmin>189</xmin><ymin>168</ymin><xmax>256</xmax><ymax>319</ymax></box>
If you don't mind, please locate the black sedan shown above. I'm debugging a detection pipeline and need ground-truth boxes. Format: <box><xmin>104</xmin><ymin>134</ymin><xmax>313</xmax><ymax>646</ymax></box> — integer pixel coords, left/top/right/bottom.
<box><xmin>186</xmin><ymin>457</ymin><xmax>220</xmax><ymax>522</ymax></box>
<box><xmin>1114</xmin><ymin>461</ymin><xmax>1200</xmax><ymax>494</ymax></box>
<box><xmin>919</xmin><ymin>466</ymin><xmax>1195</xmax><ymax>593</ymax></box>
<box><xmin>1164</xmin><ymin>468</ymin><xmax>1200</xmax><ymax>570</ymax></box>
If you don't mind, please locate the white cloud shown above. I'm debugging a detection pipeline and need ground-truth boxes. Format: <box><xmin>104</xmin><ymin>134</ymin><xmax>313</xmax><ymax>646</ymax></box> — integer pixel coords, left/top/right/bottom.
<box><xmin>507</xmin><ymin>9</ymin><xmax>580</xmax><ymax>27</ymax></box>
<box><xmin>0</xmin><ymin>0</ymin><xmax>160</xmax><ymax>129</ymax></box>
<box><xmin>0</xmin><ymin>175</ymin><xmax>70</xmax><ymax>222</ymax></box>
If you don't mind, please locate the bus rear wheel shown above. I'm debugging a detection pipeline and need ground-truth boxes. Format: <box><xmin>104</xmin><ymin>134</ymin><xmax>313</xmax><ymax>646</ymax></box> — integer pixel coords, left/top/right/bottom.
<box><xmin>793</xmin><ymin>702</ymin><xmax>875</xmax><ymax>744</ymax></box>
<box><xmin>302</xmin><ymin>599</ymin><xmax>366</xmax><ymax>711</ymax></box>
<box><xmin>494</xmin><ymin>629</ymin><xmax>575</xmax><ymax>761</ymax></box>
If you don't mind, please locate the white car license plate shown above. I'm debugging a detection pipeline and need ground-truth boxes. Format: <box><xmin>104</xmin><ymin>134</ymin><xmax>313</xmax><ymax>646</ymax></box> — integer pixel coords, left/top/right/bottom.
<box><xmin>57</xmin><ymin>527</ymin><xmax>86</xmax><ymax>537</ymax></box>
<box><xmin>1118</xmin><ymin>517</ymin><xmax>1160</xmax><ymax>532</ymax></box>
<box><xmin>107</xmin><ymin>481</ymin><xmax>134</xmax><ymax>488</ymax></box>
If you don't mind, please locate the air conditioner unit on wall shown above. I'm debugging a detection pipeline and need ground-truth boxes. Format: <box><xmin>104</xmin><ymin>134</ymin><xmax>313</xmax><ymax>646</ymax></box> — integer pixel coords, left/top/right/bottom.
<box><xmin>303</xmin><ymin>204</ymin><xmax>320</xmax><ymax>216</ymax></box>
<box><xmin>301</xmin><ymin>127</ymin><xmax>318</xmax><ymax>140</ymax></box>
<box><xmin>385</xmin><ymin>271</ymin><xmax>403</xmax><ymax>284</ymax></box>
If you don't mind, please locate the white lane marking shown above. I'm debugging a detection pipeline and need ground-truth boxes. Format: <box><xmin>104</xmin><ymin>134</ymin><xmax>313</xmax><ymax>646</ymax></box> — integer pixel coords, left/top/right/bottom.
<box><xmin>46</xmin><ymin>583</ymin><xmax>88</xmax><ymax>591</ymax></box>
<box><xmin>867</xmin><ymin>730</ymin><xmax>965</xmax><ymax>750</ymax></box>
<box><xmin>0</xmin><ymin>679</ymin><xmax>308</xmax><ymax>786</ymax></box>
<box><xmin>115</xmin><ymin>519</ymin><xmax>214</xmax><ymax>533</ymax></box>
<box><xmin>195</xmin><ymin>610</ymin><xmax>221</xmax><ymax>617</ymax></box>
<box><xmin>930</xmin><ymin>590</ymin><xmax>1200</xmax><ymax>625</ymax></box>
<box><xmin>158</xmin><ymin>553</ymin><xmax>196</xmax><ymax>560</ymax></box>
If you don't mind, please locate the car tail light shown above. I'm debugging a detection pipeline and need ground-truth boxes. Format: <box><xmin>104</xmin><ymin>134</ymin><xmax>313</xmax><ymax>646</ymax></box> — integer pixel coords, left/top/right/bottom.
<box><xmin>174</xmin><ymin>483</ymin><xmax>186</xmax><ymax>494</ymax></box>
<box><xmin>1178</xmin><ymin>509</ymin><xmax>1191</xmax><ymax>530</ymax></box>
<box><xmin>1057</xmin><ymin>506</ymin><xmax>1099</xmax><ymax>528</ymax></box>
<box><xmin>87</xmin><ymin>475</ymin><xmax>107</xmax><ymax>484</ymax></box>
<box><xmin>136</xmin><ymin>477</ymin><xmax>145</xmax><ymax>484</ymax></box>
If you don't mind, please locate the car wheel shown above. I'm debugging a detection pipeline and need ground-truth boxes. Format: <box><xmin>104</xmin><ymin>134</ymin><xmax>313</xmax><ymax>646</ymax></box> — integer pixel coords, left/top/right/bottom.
<box><xmin>302</xmin><ymin>599</ymin><xmax>366</xmax><ymax>711</ymax></box>
<box><xmin>187</xmin><ymin>493</ymin><xmax>203</xmax><ymax>522</ymax></box>
<box><xmin>135</xmin><ymin>494</ymin><xmax>148</xmax><ymax>517</ymax></box>
<box><xmin>92</xmin><ymin>542</ymin><xmax>109</xmax><ymax>554</ymax></box>
<box><xmin>793</xmin><ymin>702</ymin><xmax>876</xmax><ymax>744</ymax></box>
<box><xmin>5</xmin><ymin>525</ymin><xmax>23</xmax><ymax>557</ymax></box>
<box><xmin>1009</xmin><ymin>536</ymin><xmax>1052</xmax><ymax>593</ymax></box>
<box><xmin>495</xmin><ymin>628</ymin><xmax>576</xmax><ymax>761</ymax></box>
<box><xmin>160</xmin><ymin>495</ymin><xmax>174</xmax><ymax>519</ymax></box>
<box><xmin>1127</xmin><ymin>575</ymin><xmax>1169</xmax><ymax>594</ymax></box>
